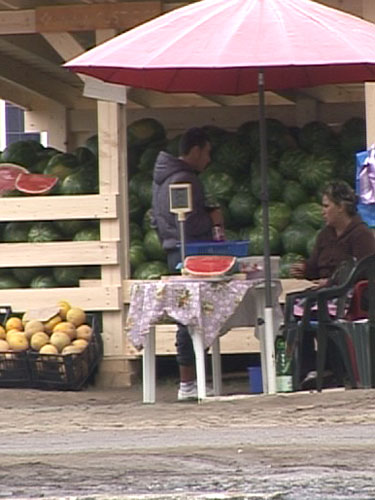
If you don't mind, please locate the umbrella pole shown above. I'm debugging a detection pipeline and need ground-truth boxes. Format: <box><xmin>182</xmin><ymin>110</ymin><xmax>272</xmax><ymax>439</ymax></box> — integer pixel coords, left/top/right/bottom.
<box><xmin>258</xmin><ymin>69</ymin><xmax>276</xmax><ymax>395</ymax></box>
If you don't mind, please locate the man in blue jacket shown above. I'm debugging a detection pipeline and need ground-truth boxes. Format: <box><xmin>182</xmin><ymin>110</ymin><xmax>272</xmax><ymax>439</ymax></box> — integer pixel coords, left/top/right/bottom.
<box><xmin>152</xmin><ymin>127</ymin><xmax>224</xmax><ymax>400</ymax></box>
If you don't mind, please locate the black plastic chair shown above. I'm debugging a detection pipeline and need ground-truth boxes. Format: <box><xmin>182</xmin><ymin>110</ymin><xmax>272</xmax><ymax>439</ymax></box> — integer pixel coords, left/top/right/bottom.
<box><xmin>315</xmin><ymin>253</ymin><xmax>375</xmax><ymax>392</ymax></box>
<box><xmin>284</xmin><ymin>258</ymin><xmax>356</xmax><ymax>390</ymax></box>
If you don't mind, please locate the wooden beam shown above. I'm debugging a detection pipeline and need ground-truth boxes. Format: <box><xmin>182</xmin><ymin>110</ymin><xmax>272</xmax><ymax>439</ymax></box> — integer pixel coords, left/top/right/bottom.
<box><xmin>0</xmin><ymin>194</ymin><xmax>117</xmax><ymax>222</ymax></box>
<box><xmin>36</xmin><ymin>2</ymin><xmax>161</xmax><ymax>33</ymax></box>
<box><xmin>0</xmin><ymin>9</ymin><xmax>35</xmax><ymax>35</ymax></box>
<box><xmin>0</xmin><ymin>52</ymin><xmax>82</xmax><ymax>107</ymax></box>
<box><xmin>0</xmin><ymin>241</ymin><xmax>119</xmax><ymax>267</ymax></box>
<box><xmin>41</xmin><ymin>32</ymin><xmax>85</xmax><ymax>62</ymax></box>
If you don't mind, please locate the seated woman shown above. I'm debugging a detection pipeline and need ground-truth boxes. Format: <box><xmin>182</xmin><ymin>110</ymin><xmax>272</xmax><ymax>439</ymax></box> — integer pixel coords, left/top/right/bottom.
<box><xmin>289</xmin><ymin>180</ymin><xmax>375</xmax><ymax>387</ymax></box>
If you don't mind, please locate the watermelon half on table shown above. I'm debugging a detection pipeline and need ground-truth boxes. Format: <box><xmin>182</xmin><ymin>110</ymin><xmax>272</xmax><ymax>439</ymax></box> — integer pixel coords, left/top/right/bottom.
<box><xmin>183</xmin><ymin>255</ymin><xmax>237</xmax><ymax>277</ymax></box>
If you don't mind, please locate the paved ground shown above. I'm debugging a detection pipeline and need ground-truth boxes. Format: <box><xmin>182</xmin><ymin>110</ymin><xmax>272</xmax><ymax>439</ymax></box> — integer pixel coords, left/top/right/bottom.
<box><xmin>1</xmin><ymin>376</ymin><xmax>375</xmax><ymax>499</ymax></box>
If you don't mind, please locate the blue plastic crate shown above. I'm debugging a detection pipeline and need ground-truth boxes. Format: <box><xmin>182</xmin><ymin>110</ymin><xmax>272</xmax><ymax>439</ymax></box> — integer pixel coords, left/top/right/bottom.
<box><xmin>183</xmin><ymin>240</ymin><xmax>250</xmax><ymax>257</ymax></box>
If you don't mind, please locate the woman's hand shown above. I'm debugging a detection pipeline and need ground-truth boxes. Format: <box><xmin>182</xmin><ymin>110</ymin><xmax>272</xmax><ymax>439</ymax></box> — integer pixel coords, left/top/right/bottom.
<box><xmin>290</xmin><ymin>261</ymin><xmax>306</xmax><ymax>278</ymax></box>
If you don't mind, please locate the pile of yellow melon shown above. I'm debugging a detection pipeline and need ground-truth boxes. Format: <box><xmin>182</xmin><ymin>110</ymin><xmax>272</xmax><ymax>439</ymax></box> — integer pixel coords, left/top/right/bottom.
<box><xmin>0</xmin><ymin>301</ymin><xmax>93</xmax><ymax>355</ymax></box>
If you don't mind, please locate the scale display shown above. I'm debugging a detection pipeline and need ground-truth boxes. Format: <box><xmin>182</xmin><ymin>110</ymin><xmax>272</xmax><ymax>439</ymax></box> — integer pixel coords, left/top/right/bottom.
<box><xmin>169</xmin><ymin>183</ymin><xmax>193</xmax><ymax>216</ymax></box>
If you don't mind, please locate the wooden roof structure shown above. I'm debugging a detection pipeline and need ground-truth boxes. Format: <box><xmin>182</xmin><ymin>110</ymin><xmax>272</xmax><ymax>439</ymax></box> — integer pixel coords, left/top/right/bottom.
<box><xmin>0</xmin><ymin>0</ymin><xmax>371</xmax><ymax>117</ymax></box>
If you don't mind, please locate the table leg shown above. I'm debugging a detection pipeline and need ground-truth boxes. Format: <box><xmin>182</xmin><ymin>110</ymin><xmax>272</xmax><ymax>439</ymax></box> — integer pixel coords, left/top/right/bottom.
<box><xmin>211</xmin><ymin>337</ymin><xmax>222</xmax><ymax>396</ymax></box>
<box><xmin>189</xmin><ymin>328</ymin><xmax>206</xmax><ymax>400</ymax></box>
<box><xmin>142</xmin><ymin>326</ymin><xmax>156</xmax><ymax>404</ymax></box>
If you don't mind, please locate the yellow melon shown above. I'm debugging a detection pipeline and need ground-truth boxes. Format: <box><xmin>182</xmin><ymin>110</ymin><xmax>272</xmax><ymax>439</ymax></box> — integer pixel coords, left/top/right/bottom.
<box><xmin>0</xmin><ymin>339</ymin><xmax>9</xmax><ymax>351</ymax></box>
<box><xmin>57</xmin><ymin>300</ymin><xmax>71</xmax><ymax>320</ymax></box>
<box><xmin>72</xmin><ymin>338</ymin><xmax>88</xmax><ymax>351</ymax></box>
<box><xmin>43</xmin><ymin>315</ymin><xmax>62</xmax><ymax>334</ymax></box>
<box><xmin>30</xmin><ymin>331</ymin><xmax>50</xmax><ymax>351</ymax></box>
<box><xmin>49</xmin><ymin>331</ymin><xmax>71</xmax><ymax>352</ymax></box>
<box><xmin>6</xmin><ymin>329</ymin><xmax>25</xmax><ymax>342</ymax></box>
<box><xmin>62</xmin><ymin>345</ymin><xmax>81</xmax><ymax>355</ymax></box>
<box><xmin>24</xmin><ymin>320</ymin><xmax>45</xmax><ymax>339</ymax></box>
<box><xmin>0</xmin><ymin>325</ymin><xmax>6</xmax><ymax>340</ymax></box>
<box><xmin>5</xmin><ymin>317</ymin><xmax>23</xmax><ymax>332</ymax></box>
<box><xmin>76</xmin><ymin>324</ymin><xmax>92</xmax><ymax>341</ymax></box>
<box><xmin>66</xmin><ymin>307</ymin><xmax>86</xmax><ymax>327</ymax></box>
<box><xmin>8</xmin><ymin>331</ymin><xmax>28</xmax><ymax>351</ymax></box>
<box><xmin>52</xmin><ymin>321</ymin><xmax>76</xmax><ymax>340</ymax></box>
<box><xmin>39</xmin><ymin>344</ymin><xmax>59</xmax><ymax>355</ymax></box>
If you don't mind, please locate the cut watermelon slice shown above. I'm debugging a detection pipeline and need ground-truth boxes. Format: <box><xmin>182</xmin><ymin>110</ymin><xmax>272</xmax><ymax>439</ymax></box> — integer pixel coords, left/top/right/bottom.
<box><xmin>183</xmin><ymin>255</ymin><xmax>237</xmax><ymax>277</ymax></box>
<box><xmin>0</xmin><ymin>163</ymin><xmax>29</xmax><ymax>194</ymax></box>
<box><xmin>15</xmin><ymin>173</ymin><xmax>58</xmax><ymax>195</ymax></box>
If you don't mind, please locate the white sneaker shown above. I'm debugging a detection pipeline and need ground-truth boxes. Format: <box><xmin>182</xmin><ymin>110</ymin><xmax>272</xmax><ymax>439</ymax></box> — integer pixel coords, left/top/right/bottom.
<box><xmin>177</xmin><ymin>382</ymin><xmax>214</xmax><ymax>401</ymax></box>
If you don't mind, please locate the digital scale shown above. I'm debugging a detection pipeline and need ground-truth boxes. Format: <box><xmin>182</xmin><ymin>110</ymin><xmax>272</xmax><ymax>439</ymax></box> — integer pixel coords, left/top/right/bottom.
<box><xmin>169</xmin><ymin>183</ymin><xmax>193</xmax><ymax>263</ymax></box>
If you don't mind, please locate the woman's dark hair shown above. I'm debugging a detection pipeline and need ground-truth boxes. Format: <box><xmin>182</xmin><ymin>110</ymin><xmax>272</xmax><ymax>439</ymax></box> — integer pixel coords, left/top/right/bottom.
<box><xmin>179</xmin><ymin>127</ymin><xmax>209</xmax><ymax>156</ymax></box>
<box><xmin>322</xmin><ymin>180</ymin><xmax>357</xmax><ymax>216</ymax></box>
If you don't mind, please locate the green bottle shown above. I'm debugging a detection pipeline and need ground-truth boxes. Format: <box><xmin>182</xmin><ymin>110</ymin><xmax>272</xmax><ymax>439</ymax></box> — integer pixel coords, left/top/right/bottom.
<box><xmin>275</xmin><ymin>335</ymin><xmax>293</xmax><ymax>392</ymax></box>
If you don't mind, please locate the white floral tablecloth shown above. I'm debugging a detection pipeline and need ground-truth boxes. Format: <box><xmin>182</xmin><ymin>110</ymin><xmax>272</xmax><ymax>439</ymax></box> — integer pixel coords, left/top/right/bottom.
<box><xmin>125</xmin><ymin>278</ymin><xmax>283</xmax><ymax>350</ymax></box>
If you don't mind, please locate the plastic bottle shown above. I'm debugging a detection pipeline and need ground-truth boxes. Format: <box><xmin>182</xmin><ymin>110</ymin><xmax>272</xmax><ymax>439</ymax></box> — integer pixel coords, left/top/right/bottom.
<box><xmin>275</xmin><ymin>335</ymin><xmax>293</xmax><ymax>392</ymax></box>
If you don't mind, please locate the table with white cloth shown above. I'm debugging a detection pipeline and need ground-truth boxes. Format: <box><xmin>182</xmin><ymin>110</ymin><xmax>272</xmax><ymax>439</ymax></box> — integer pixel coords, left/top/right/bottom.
<box><xmin>125</xmin><ymin>277</ymin><xmax>283</xmax><ymax>402</ymax></box>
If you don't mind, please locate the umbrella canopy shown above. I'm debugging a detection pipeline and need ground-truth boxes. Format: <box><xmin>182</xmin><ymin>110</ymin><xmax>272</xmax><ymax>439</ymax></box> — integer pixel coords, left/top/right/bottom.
<box><xmin>65</xmin><ymin>0</ymin><xmax>375</xmax><ymax>95</ymax></box>
<box><xmin>65</xmin><ymin>0</ymin><xmax>375</xmax><ymax>394</ymax></box>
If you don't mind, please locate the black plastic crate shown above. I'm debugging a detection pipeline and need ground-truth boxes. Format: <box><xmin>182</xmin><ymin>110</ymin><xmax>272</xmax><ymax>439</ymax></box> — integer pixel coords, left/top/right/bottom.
<box><xmin>0</xmin><ymin>307</ymin><xmax>31</xmax><ymax>388</ymax></box>
<box><xmin>28</xmin><ymin>314</ymin><xmax>103</xmax><ymax>391</ymax></box>
<box><xmin>0</xmin><ymin>350</ymin><xmax>31</xmax><ymax>388</ymax></box>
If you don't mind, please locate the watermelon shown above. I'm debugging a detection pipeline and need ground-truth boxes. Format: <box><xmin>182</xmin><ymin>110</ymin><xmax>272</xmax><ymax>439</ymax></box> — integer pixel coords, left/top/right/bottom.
<box><xmin>298</xmin><ymin>120</ymin><xmax>338</xmax><ymax>154</ymax></box>
<box><xmin>251</xmin><ymin>168</ymin><xmax>284</xmax><ymax>201</ymax></box>
<box><xmin>82</xmin><ymin>266</ymin><xmax>101</xmax><ymax>279</ymax></box>
<box><xmin>306</xmin><ymin>231</ymin><xmax>318</xmax><ymax>256</ymax></box>
<box><xmin>138</xmin><ymin>147</ymin><xmax>161</xmax><ymax>172</ymax></box>
<box><xmin>281</xmin><ymin>224</ymin><xmax>317</xmax><ymax>256</ymax></box>
<box><xmin>127</xmin><ymin>118</ymin><xmax>166</xmax><ymax>149</ymax></box>
<box><xmin>279</xmin><ymin>253</ymin><xmax>306</xmax><ymax>278</ymax></box>
<box><xmin>200</xmin><ymin>169</ymin><xmax>235</xmax><ymax>203</ymax></box>
<box><xmin>282</xmin><ymin>181</ymin><xmax>308</xmax><ymax>208</ymax></box>
<box><xmin>166</xmin><ymin>134</ymin><xmax>182</xmax><ymax>157</ymax></box>
<box><xmin>298</xmin><ymin>154</ymin><xmax>336</xmax><ymax>193</ymax></box>
<box><xmin>73</xmin><ymin>225</ymin><xmax>100</xmax><ymax>241</ymax></box>
<box><xmin>142</xmin><ymin>209</ymin><xmax>154</xmax><ymax>233</ymax></box>
<box><xmin>247</xmin><ymin>226</ymin><xmax>281</xmax><ymax>255</ymax></box>
<box><xmin>74</xmin><ymin>146</ymin><xmax>97</xmax><ymax>165</ymax></box>
<box><xmin>0</xmin><ymin>163</ymin><xmax>29</xmax><ymax>194</ymax></box>
<box><xmin>212</xmin><ymin>135</ymin><xmax>251</xmax><ymax>174</ymax></box>
<box><xmin>15</xmin><ymin>173</ymin><xmax>58</xmax><ymax>195</ymax></box>
<box><xmin>130</xmin><ymin>222</ymin><xmax>143</xmax><ymax>242</ymax></box>
<box><xmin>339</xmin><ymin>117</ymin><xmax>366</xmax><ymax>157</ymax></box>
<box><xmin>28</xmin><ymin>222</ymin><xmax>61</xmax><ymax>242</ymax></box>
<box><xmin>53</xmin><ymin>266</ymin><xmax>85</xmax><ymax>287</ymax></box>
<box><xmin>60</xmin><ymin>169</ymin><xmax>96</xmax><ymax>195</ymax></box>
<box><xmin>85</xmin><ymin>134</ymin><xmax>98</xmax><ymax>157</ymax></box>
<box><xmin>144</xmin><ymin>229</ymin><xmax>166</xmax><ymax>261</ymax></box>
<box><xmin>183</xmin><ymin>255</ymin><xmax>236</xmax><ymax>277</ymax></box>
<box><xmin>133</xmin><ymin>261</ymin><xmax>169</xmax><ymax>279</ymax></box>
<box><xmin>129</xmin><ymin>192</ymin><xmax>144</xmax><ymax>223</ymax></box>
<box><xmin>3</xmin><ymin>222</ymin><xmax>31</xmax><ymax>242</ymax></box>
<box><xmin>55</xmin><ymin>219</ymin><xmax>87</xmax><ymax>238</ymax></box>
<box><xmin>130</xmin><ymin>242</ymin><xmax>147</xmax><ymax>270</ymax></box>
<box><xmin>292</xmin><ymin>202</ymin><xmax>324</xmax><ymax>229</ymax></box>
<box><xmin>12</xmin><ymin>267</ymin><xmax>42</xmax><ymax>286</ymax></box>
<box><xmin>0</xmin><ymin>140</ymin><xmax>39</xmax><ymax>168</ymax></box>
<box><xmin>0</xmin><ymin>274</ymin><xmax>22</xmax><ymax>289</ymax></box>
<box><xmin>44</xmin><ymin>153</ymin><xmax>77</xmax><ymax>180</ymax></box>
<box><xmin>254</xmin><ymin>202</ymin><xmax>291</xmax><ymax>232</ymax></box>
<box><xmin>279</xmin><ymin>149</ymin><xmax>309</xmax><ymax>180</ymax></box>
<box><xmin>30</xmin><ymin>274</ymin><xmax>58</xmax><ymax>288</ymax></box>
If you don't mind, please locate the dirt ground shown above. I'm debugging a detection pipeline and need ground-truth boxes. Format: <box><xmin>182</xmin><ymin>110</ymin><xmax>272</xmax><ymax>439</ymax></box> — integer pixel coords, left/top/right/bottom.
<box><xmin>1</xmin><ymin>375</ymin><xmax>375</xmax><ymax>500</ymax></box>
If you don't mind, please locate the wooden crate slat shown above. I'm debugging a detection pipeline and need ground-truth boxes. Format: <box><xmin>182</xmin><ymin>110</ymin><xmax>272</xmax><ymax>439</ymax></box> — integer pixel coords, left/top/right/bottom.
<box><xmin>0</xmin><ymin>194</ymin><xmax>117</xmax><ymax>221</ymax></box>
<box><xmin>0</xmin><ymin>285</ymin><xmax>121</xmax><ymax>313</ymax></box>
<box><xmin>0</xmin><ymin>241</ymin><xmax>119</xmax><ymax>267</ymax></box>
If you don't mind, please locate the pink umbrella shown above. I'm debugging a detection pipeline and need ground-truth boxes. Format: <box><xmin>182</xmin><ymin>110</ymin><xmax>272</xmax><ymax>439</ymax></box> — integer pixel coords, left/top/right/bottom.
<box><xmin>65</xmin><ymin>0</ymin><xmax>375</xmax><ymax>393</ymax></box>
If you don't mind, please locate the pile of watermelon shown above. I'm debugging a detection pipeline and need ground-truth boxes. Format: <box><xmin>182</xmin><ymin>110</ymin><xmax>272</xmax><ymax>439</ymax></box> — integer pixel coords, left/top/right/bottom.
<box><xmin>0</xmin><ymin>115</ymin><xmax>366</xmax><ymax>283</ymax></box>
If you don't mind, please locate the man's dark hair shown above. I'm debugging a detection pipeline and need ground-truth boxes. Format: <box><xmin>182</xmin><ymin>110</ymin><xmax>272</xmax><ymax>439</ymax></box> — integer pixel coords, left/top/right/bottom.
<box><xmin>178</xmin><ymin>127</ymin><xmax>209</xmax><ymax>156</ymax></box>
<box><xmin>322</xmin><ymin>180</ymin><xmax>357</xmax><ymax>216</ymax></box>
